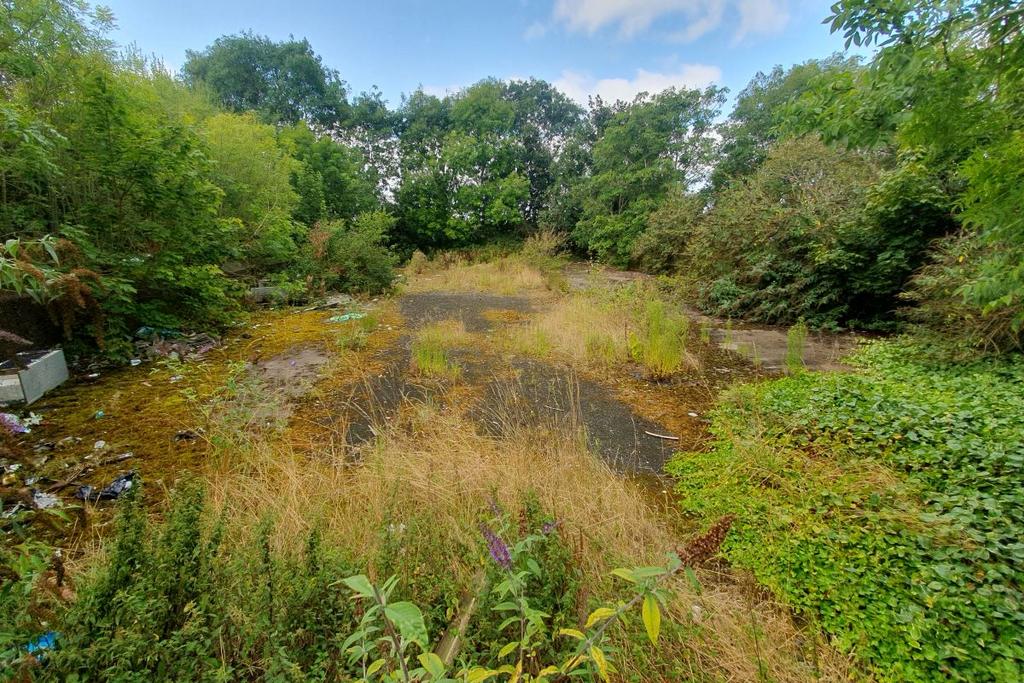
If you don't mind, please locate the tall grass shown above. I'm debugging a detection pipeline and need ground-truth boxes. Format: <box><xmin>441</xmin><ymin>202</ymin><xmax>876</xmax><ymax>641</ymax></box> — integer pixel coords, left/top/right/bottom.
<box><xmin>786</xmin><ymin>319</ymin><xmax>808</xmax><ymax>373</ymax></box>
<box><xmin>410</xmin><ymin>319</ymin><xmax>467</xmax><ymax>378</ymax></box>
<box><xmin>507</xmin><ymin>292</ymin><xmax>626</xmax><ymax>368</ymax></box>
<box><xmin>629</xmin><ymin>300</ymin><xmax>695</xmax><ymax>378</ymax></box>
<box><xmin>403</xmin><ymin>231</ymin><xmax>566</xmax><ymax>296</ymax></box>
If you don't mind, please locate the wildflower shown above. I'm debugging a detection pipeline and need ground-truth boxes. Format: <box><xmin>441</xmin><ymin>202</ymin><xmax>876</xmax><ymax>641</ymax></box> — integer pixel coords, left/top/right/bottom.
<box><xmin>479</xmin><ymin>523</ymin><xmax>512</xmax><ymax>570</ymax></box>
<box><xmin>541</xmin><ymin>519</ymin><xmax>560</xmax><ymax>535</ymax></box>
<box><xmin>487</xmin><ymin>496</ymin><xmax>504</xmax><ymax>518</ymax></box>
<box><xmin>1</xmin><ymin>413</ymin><xmax>29</xmax><ymax>435</ymax></box>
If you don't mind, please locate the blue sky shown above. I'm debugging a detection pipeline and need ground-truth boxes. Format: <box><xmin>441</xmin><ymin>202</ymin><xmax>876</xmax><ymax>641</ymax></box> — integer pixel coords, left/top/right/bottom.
<box><xmin>102</xmin><ymin>1</ymin><xmax>857</xmax><ymax>109</ymax></box>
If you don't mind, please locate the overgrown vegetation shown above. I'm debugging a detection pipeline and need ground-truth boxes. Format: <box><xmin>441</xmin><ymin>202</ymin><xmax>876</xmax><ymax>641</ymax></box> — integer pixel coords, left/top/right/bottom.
<box><xmin>669</xmin><ymin>342</ymin><xmax>1024</xmax><ymax>680</ymax></box>
<box><xmin>4</xmin><ymin>1</ymin><xmax>1024</xmax><ymax>680</ymax></box>
<box><xmin>5</xmin><ymin>1</ymin><xmax>1022</xmax><ymax>352</ymax></box>
<box><xmin>410</xmin><ymin>321</ymin><xmax>465</xmax><ymax>379</ymax></box>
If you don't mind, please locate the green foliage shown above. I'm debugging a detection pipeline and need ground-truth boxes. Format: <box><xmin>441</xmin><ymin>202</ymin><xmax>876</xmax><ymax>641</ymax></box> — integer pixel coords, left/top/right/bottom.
<box><xmin>689</xmin><ymin>136</ymin><xmax>935</xmax><ymax>328</ymax></box>
<box><xmin>788</xmin><ymin>0</ymin><xmax>1024</xmax><ymax>347</ymax></box>
<box><xmin>712</xmin><ymin>55</ymin><xmax>860</xmax><ymax>190</ymax></box>
<box><xmin>0</xmin><ymin>506</ymin><xmax>60</xmax><ymax>678</ymax></box>
<box><xmin>668</xmin><ymin>340</ymin><xmax>1024</xmax><ymax>680</ymax></box>
<box><xmin>572</xmin><ymin>87</ymin><xmax>723</xmax><ymax>265</ymax></box>
<box><xmin>307</xmin><ymin>212</ymin><xmax>397</xmax><ymax>295</ymax></box>
<box><xmin>937</xmin><ymin>131</ymin><xmax>1024</xmax><ymax>351</ymax></box>
<box><xmin>341</xmin><ymin>496</ymin><xmax>680</xmax><ymax>683</ymax></box>
<box><xmin>628</xmin><ymin>300</ymin><xmax>690</xmax><ymax>378</ymax></box>
<box><xmin>45</xmin><ymin>480</ymin><xmax>362</xmax><ymax>681</ymax></box>
<box><xmin>203</xmin><ymin>111</ymin><xmax>302</xmax><ymax>271</ymax></box>
<box><xmin>410</xmin><ymin>334</ymin><xmax>460</xmax><ymax>379</ymax></box>
<box><xmin>55</xmin><ymin>69</ymin><xmax>241</xmax><ymax>333</ymax></box>
<box><xmin>629</xmin><ymin>192</ymin><xmax>704</xmax><ymax>273</ymax></box>
<box><xmin>784</xmin><ymin>319</ymin><xmax>807</xmax><ymax>373</ymax></box>
<box><xmin>181</xmin><ymin>32</ymin><xmax>349</xmax><ymax>127</ymax></box>
<box><xmin>282</xmin><ymin>122</ymin><xmax>378</xmax><ymax>224</ymax></box>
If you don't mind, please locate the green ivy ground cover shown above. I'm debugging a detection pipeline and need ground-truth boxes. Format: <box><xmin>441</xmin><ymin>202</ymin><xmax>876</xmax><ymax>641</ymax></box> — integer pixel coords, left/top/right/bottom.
<box><xmin>668</xmin><ymin>341</ymin><xmax>1024</xmax><ymax>681</ymax></box>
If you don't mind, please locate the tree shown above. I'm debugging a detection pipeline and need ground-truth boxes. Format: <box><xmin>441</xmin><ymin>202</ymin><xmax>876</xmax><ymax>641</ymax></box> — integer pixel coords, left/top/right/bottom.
<box><xmin>54</xmin><ymin>69</ymin><xmax>238</xmax><ymax>332</ymax></box>
<box><xmin>182</xmin><ymin>33</ymin><xmax>349</xmax><ymax>127</ymax></box>
<box><xmin>689</xmin><ymin>136</ymin><xmax>947</xmax><ymax>327</ymax></box>
<box><xmin>712</xmin><ymin>55</ymin><xmax>860</xmax><ymax>189</ymax></box>
<box><xmin>572</xmin><ymin>87</ymin><xmax>724</xmax><ymax>265</ymax></box>
<box><xmin>798</xmin><ymin>0</ymin><xmax>1024</xmax><ymax>347</ymax></box>
<box><xmin>281</xmin><ymin>122</ymin><xmax>377</xmax><ymax>224</ymax></box>
<box><xmin>203</xmin><ymin>112</ymin><xmax>302</xmax><ymax>272</ymax></box>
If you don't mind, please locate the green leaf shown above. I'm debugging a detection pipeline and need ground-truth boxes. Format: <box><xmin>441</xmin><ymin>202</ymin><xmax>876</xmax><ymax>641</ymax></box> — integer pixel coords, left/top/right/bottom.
<box><xmin>610</xmin><ymin>568</ymin><xmax>636</xmax><ymax>583</ymax></box>
<box><xmin>464</xmin><ymin>667</ymin><xmax>497</xmax><ymax>683</ymax></box>
<box><xmin>558</xmin><ymin>628</ymin><xmax>586</xmax><ymax>640</ymax></box>
<box><xmin>632</xmin><ymin>566</ymin><xmax>667</xmax><ymax>580</ymax></box>
<box><xmin>342</xmin><ymin>574</ymin><xmax>376</xmax><ymax>599</ymax></box>
<box><xmin>385</xmin><ymin>601</ymin><xmax>429</xmax><ymax>647</ymax></box>
<box><xmin>585</xmin><ymin>606</ymin><xmax>616</xmax><ymax>628</ymax></box>
<box><xmin>418</xmin><ymin>652</ymin><xmax>446</xmax><ymax>679</ymax></box>
<box><xmin>497</xmin><ymin>640</ymin><xmax>519</xmax><ymax>660</ymax></box>
<box><xmin>366</xmin><ymin>658</ymin><xmax>386</xmax><ymax>675</ymax></box>
<box><xmin>590</xmin><ymin>646</ymin><xmax>610</xmax><ymax>681</ymax></box>
<box><xmin>642</xmin><ymin>594</ymin><xmax>661</xmax><ymax>644</ymax></box>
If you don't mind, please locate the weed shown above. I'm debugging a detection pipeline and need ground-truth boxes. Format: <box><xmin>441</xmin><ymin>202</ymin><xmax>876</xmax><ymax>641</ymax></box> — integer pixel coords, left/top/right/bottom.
<box><xmin>629</xmin><ymin>300</ymin><xmax>693</xmax><ymax>378</ymax></box>
<box><xmin>336</xmin><ymin>311</ymin><xmax>379</xmax><ymax>350</ymax></box>
<box><xmin>669</xmin><ymin>340</ymin><xmax>1024</xmax><ymax>680</ymax></box>
<box><xmin>410</xmin><ymin>320</ymin><xmax>465</xmax><ymax>379</ymax></box>
<box><xmin>786</xmin><ymin>319</ymin><xmax>808</xmax><ymax>373</ymax></box>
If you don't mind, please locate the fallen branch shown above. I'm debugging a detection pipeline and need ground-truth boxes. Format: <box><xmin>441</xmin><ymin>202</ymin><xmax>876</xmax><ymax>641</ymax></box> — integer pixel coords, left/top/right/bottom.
<box><xmin>644</xmin><ymin>430</ymin><xmax>679</xmax><ymax>441</ymax></box>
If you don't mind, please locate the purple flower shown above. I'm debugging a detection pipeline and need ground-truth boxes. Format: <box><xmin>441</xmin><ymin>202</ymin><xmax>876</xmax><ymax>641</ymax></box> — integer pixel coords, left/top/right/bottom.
<box><xmin>479</xmin><ymin>523</ymin><xmax>512</xmax><ymax>570</ymax></box>
<box><xmin>1</xmin><ymin>413</ymin><xmax>29</xmax><ymax>435</ymax></box>
<box><xmin>541</xmin><ymin>519</ymin><xmax>560</xmax><ymax>535</ymax></box>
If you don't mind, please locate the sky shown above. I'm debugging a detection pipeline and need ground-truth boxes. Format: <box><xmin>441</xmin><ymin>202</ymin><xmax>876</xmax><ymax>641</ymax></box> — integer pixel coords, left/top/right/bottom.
<box><xmin>100</xmin><ymin>0</ymin><xmax>859</xmax><ymax>110</ymax></box>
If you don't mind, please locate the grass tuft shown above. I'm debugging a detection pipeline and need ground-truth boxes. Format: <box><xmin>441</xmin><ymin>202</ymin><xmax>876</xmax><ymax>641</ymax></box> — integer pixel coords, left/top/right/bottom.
<box><xmin>629</xmin><ymin>300</ymin><xmax>696</xmax><ymax>378</ymax></box>
<box><xmin>411</xmin><ymin>319</ymin><xmax>466</xmax><ymax>379</ymax></box>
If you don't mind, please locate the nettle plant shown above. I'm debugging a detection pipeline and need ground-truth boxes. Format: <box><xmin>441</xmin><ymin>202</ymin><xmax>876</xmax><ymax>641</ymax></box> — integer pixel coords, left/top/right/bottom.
<box><xmin>340</xmin><ymin>509</ymin><xmax>689</xmax><ymax>682</ymax></box>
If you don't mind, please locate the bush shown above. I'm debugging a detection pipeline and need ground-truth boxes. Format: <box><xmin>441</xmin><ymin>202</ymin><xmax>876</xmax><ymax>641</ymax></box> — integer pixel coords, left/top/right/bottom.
<box><xmin>906</xmin><ymin>132</ymin><xmax>1024</xmax><ymax>354</ymax></box>
<box><xmin>49</xmin><ymin>480</ymin><xmax>362</xmax><ymax>680</ymax></box>
<box><xmin>307</xmin><ymin>211</ymin><xmax>397</xmax><ymax>294</ymax></box>
<box><xmin>687</xmin><ymin>137</ymin><xmax>952</xmax><ymax>329</ymax></box>
<box><xmin>630</xmin><ymin>192</ymin><xmax>704</xmax><ymax>273</ymax></box>
<box><xmin>669</xmin><ymin>341</ymin><xmax>1024</xmax><ymax>680</ymax></box>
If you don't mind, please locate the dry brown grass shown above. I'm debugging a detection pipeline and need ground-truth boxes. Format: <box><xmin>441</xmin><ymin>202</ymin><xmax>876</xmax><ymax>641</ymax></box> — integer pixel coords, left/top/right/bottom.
<box><xmin>205</xmin><ymin>382</ymin><xmax>853</xmax><ymax>682</ymax></box>
<box><xmin>504</xmin><ymin>292</ymin><xmax>630</xmax><ymax>369</ymax></box>
<box><xmin>406</xmin><ymin>256</ymin><xmax>550</xmax><ymax>296</ymax></box>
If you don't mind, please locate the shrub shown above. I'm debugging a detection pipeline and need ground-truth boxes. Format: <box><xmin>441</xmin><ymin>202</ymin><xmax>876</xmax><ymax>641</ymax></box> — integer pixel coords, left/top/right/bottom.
<box><xmin>48</xmin><ymin>480</ymin><xmax>363</xmax><ymax>680</ymax></box>
<box><xmin>630</xmin><ymin>192</ymin><xmax>704</xmax><ymax>273</ymax></box>
<box><xmin>308</xmin><ymin>211</ymin><xmax>397</xmax><ymax>295</ymax></box>
<box><xmin>906</xmin><ymin>132</ymin><xmax>1024</xmax><ymax>354</ymax></box>
<box><xmin>687</xmin><ymin>137</ymin><xmax>950</xmax><ymax>329</ymax></box>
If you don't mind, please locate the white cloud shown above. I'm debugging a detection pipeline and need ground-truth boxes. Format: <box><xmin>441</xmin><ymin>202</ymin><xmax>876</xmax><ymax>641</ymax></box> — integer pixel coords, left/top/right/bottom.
<box><xmin>733</xmin><ymin>0</ymin><xmax>789</xmax><ymax>43</ymax></box>
<box><xmin>551</xmin><ymin>0</ymin><xmax>789</xmax><ymax>42</ymax></box>
<box><xmin>553</xmin><ymin>64</ymin><xmax>721</xmax><ymax>104</ymax></box>
<box><xmin>524</xmin><ymin>21</ymin><xmax>549</xmax><ymax>40</ymax></box>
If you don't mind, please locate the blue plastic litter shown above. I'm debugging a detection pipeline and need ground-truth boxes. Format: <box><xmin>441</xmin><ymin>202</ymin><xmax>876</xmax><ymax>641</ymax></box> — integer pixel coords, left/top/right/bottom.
<box><xmin>26</xmin><ymin>631</ymin><xmax>58</xmax><ymax>654</ymax></box>
<box><xmin>327</xmin><ymin>312</ymin><xmax>366</xmax><ymax>323</ymax></box>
